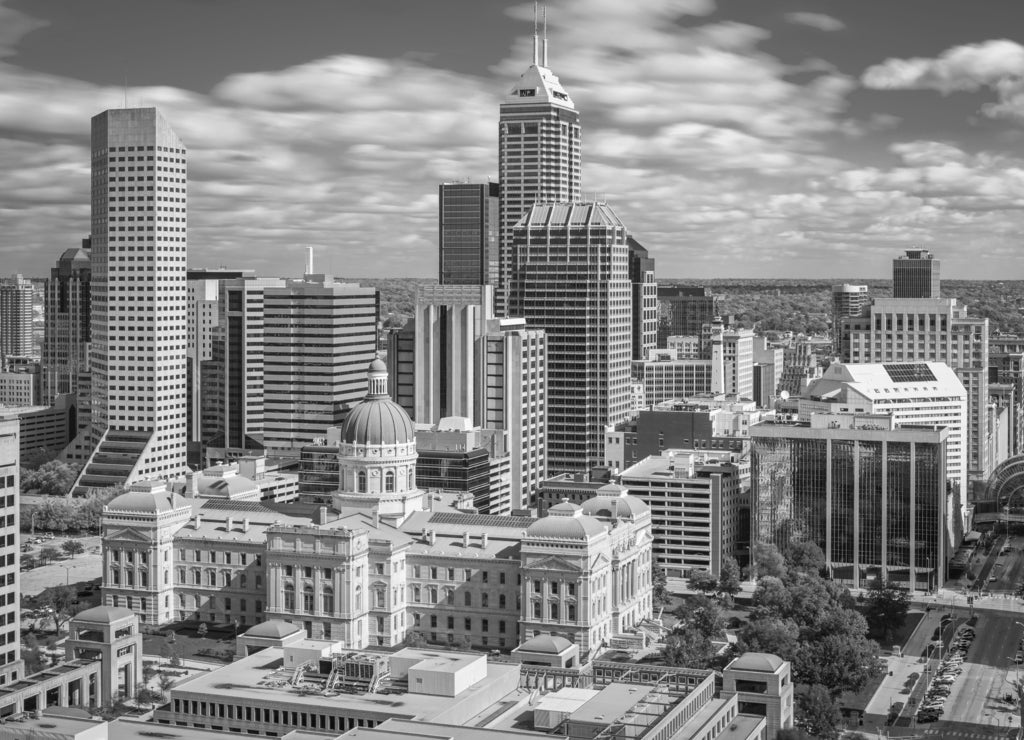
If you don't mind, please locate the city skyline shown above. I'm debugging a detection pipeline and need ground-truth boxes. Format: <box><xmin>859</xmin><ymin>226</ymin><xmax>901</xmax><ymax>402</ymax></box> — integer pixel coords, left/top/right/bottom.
<box><xmin>6</xmin><ymin>1</ymin><xmax>1024</xmax><ymax>280</ymax></box>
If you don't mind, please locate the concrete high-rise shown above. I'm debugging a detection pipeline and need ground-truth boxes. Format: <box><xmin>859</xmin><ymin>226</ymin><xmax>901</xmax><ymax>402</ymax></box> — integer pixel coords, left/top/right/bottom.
<box><xmin>831</xmin><ymin>283</ymin><xmax>868</xmax><ymax>356</ymax></box>
<box><xmin>74</xmin><ymin>108</ymin><xmax>189</xmax><ymax>495</ymax></box>
<box><xmin>480</xmin><ymin>317</ymin><xmax>547</xmax><ymax>510</ymax></box>
<box><xmin>414</xmin><ymin>284</ymin><xmax>494</xmax><ymax>425</ymax></box>
<box><xmin>657</xmin><ymin>286</ymin><xmax>720</xmax><ymax>347</ymax></box>
<box><xmin>41</xmin><ymin>246</ymin><xmax>91</xmax><ymax>405</ymax></box>
<box><xmin>0</xmin><ymin>417</ymin><xmax>21</xmax><ymax>685</ymax></box>
<box><xmin>628</xmin><ymin>238</ymin><xmax>657</xmax><ymax>361</ymax></box>
<box><xmin>206</xmin><ymin>274</ymin><xmax>379</xmax><ymax>461</ymax></box>
<box><xmin>893</xmin><ymin>248</ymin><xmax>940</xmax><ymax>299</ymax></box>
<box><xmin>509</xmin><ymin>202</ymin><xmax>632</xmax><ymax>473</ymax></box>
<box><xmin>438</xmin><ymin>182</ymin><xmax>499</xmax><ymax>286</ymax></box>
<box><xmin>497</xmin><ymin>20</ymin><xmax>580</xmax><ymax>314</ymax></box>
<box><xmin>0</xmin><ymin>275</ymin><xmax>34</xmax><ymax>361</ymax></box>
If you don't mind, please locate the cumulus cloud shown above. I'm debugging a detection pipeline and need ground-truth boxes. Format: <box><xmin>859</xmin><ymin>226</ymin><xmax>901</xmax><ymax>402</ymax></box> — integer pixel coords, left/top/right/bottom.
<box><xmin>785</xmin><ymin>12</ymin><xmax>845</xmax><ymax>32</ymax></box>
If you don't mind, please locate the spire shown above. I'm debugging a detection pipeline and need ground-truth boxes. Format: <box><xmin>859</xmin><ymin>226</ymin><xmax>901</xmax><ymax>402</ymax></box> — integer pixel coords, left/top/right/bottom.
<box><xmin>532</xmin><ymin>2</ymin><xmax>540</xmax><ymax>66</ymax></box>
<box><xmin>542</xmin><ymin>5</ymin><xmax>548</xmax><ymax>67</ymax></box>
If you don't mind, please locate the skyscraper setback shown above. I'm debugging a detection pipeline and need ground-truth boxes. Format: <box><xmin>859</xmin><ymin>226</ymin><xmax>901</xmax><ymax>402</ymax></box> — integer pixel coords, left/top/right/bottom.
<box><xmin>73</xmin><ymin>108</ymin><xmax>189</xmax><ymax>494</ymax></box>
<box><xmin>497</xmin><ymin>18</ymin><xmax>580</xmax><ymax>314</ymax></box>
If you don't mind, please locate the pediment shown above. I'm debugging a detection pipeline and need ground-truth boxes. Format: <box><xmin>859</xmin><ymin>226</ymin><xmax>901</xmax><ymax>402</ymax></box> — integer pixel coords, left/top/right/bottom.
<box><xmin>590</xmin><ymin>552</ymin><xmax>611</xmax><ymax>570</ymax></box>
<box><xmin>104</xmin><ymin>527</ymin><xmax>153</xmax><ymax>543</ymax></box>
<box><xmin>525</xmin><ymin>554</ymin><xmax>583</xmax><ymax>572</ymax></box>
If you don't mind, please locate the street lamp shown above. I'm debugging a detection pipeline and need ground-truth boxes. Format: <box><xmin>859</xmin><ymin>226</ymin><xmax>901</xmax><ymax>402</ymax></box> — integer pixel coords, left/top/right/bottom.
<box><xmin>61</xmin><ymin>564</ymin><xmax>71</xmax><ymax>586</ymax></box>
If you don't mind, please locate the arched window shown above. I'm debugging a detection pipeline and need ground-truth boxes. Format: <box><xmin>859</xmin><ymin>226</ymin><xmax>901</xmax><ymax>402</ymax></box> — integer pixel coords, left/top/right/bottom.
<box><xmin>445</xmin><ymin>588</ymin><xmax>454</xmax><ymax>605</ymax></box>
<box><xmin>385</xmin><ymin>471</ymin><xmax>395</xmax><ymax>493</ymax></box>
<box><xmin>355</xmin><ymin>586</ymin><xmax>362</xmax><ymax>610</ymax></box>
<box><xmin>357</xmin><ymin>471</ymin><xmax>367</xmax><ymax>492</ymax></box>
<box><xmin>408</xmin><ymin>469</ymin><xmax>415</xmax><ymax>489</ymax></box>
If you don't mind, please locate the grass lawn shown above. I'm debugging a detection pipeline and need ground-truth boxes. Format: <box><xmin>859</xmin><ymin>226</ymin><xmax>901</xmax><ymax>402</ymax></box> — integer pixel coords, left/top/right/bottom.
<box><xmin>142</xmin><ymin>624</ymin><xmax>237</xmax><ymax>663</ymax></box>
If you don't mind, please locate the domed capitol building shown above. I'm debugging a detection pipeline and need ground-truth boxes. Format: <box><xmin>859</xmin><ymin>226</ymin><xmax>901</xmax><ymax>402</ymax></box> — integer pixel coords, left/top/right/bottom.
<box><xmin>100</xmin><ymin>361</ymin><xmax>654</xmax><ymax>656</ymax></box>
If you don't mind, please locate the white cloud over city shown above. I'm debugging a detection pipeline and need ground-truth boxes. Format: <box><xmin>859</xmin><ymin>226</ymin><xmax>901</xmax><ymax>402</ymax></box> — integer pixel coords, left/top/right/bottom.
<box><xmin>3</xmin><ymin>0</ymin><xmax>1024</xmax><ymax>278</ymax></box>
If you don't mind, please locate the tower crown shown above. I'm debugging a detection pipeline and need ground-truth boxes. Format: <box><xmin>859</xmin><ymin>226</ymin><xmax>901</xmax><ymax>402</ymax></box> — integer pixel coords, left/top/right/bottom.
<box><xmin>506</xmin><ymin>64</ymin><xmax>575</xmax><ymax>109</ymax></box>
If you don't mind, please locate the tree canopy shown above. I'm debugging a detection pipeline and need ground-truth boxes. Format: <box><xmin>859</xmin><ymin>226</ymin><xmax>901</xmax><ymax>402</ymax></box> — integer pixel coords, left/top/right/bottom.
<box><xmin>863</xmin><ymin>579</ymin><xmax>911</xmax><ymax>643</ymax></box>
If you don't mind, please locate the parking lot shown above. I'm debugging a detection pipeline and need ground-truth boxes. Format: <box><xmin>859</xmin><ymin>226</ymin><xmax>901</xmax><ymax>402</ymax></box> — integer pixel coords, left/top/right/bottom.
<box><xmin>918</xmin><ymin>612</ymin><xmax>1021</xmax><ymax>731</ymax></box>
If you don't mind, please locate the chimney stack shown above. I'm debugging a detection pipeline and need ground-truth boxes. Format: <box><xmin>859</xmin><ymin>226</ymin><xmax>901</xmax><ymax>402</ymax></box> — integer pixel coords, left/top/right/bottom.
<box><xmin>481</xmin><ymin>533</ymin><xmax>489</xmax><ymax>549</ymax></box>
<box><xmin>243</xmin><ymin>517</ymin><xmax>250</xmax><ymax>533</ymax></box>
<box><xmin>463</xmin><ymin>531</ymin><xmax>470</xmax><ymax>548</ymax></box>
<box><xmin>428</xmin><ymin>530</ymin><xmax>436</xmax><ymax>546</ymax></box>
<box><xmin>226</xmin><ymin>516</ymin><xmax>234</xmax><ymax>532</ymax></box>
<box><xmin>316</xmin><ymin>506</ymin><xmax>329</xmax><ymax>526</ymax></box>
<box><xmin>194</xmin><ymin>513</ymin><xmax>202</xmax><ymax>530</ymax></box>
<box><xmin>188</xmin><ymin>471</ymin><xmax>199</xmax><ymax>497</ymax></box>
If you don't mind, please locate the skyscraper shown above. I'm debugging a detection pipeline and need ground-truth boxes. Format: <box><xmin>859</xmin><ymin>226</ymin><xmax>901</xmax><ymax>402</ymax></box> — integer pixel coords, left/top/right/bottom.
<box><xmin>893</xmin><ymin>249</ymin><xmax>940</xmax><ymax>299</ymax></box>
<box><xmin>0</xmin><ymin>416</ymin><xmax>21</xmax><ymax>685</ymax></box>
<box><xmin>41</xmin><ymin>246</ymin><xmax>91</xmax><ymax>405</ymax></box>
<box><xmin>830</xmin><ymin>283</ymin><xmax>868</xmax><ymax>356</ymax></box>
<box><xmin>497</xmin><ymin>17</ymin><xmax>580</xmax><ymax>314</ymax></box>
<box><xmin>74</xmin><ymin>108</ymin><xmax>189</xmax><ymax>495</ymax></box>
<box><xmin>657</xmin><ymin>286</ymin><xmax>720</xmax><ymax>347</ymax></box>
<box><xmin>0</xmin><ymin>275</ymin><xmax>34</xmax><ymax>361</ymax></box>
<box><xmin>628</xmin><ymin>238</ymin><xmax>657</xmax><ymax>361</ymax></box>
<box><xmin>206</xmin><ymin>273</ymin><xmax>379</xmax><ymax>460</ymax></box>
<box><xmin>438</xmin><ymin>182</ymin><xmax>499</xmax><ymax>286</ymax></box>
<box><xmin>509</xmin><ymin>202</ymin><xmax>632</xmax><ymax>473</ymax></box>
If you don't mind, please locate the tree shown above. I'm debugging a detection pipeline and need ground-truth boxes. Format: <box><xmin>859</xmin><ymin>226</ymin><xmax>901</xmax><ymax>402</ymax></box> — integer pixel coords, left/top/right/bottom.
<box><xmin>795</xmin><ymin>684</ymin><xmax>843</xmax><ymax>739</ymax></box>
<box><xmin>795</xmin><ymin>631</ymin><xmax>882</xmax><ymax>696</ymax></box>
<box><xmin>134</xmin><ymin>683</ymin><xmax>164</xmax><ymax>709</ymax></box>
<box><xmin>196</xmin><ymin>622</ymin><xmax>208</xmax><ymax>638</ymax></box>
<box><xmin>863</xmin><ymin>579</ymin><xmax>911</xmax><ymax>643</ymax></box>
<box><xmin>62</xmin><ymin>540</ymin><xmax>85</xmax><ymax>558</ymax></box>
<box><xmin>404</xmin><ymin>631</ymin><xmax>428</xmax><ymax>648</ymax></box>
<box><xmin>718</xmin><ymin>556</ymin><xmax>742</xmax><ymax>595</ymax></box>
<box><xmin>661</xmin><ymin>624</ymin><xmax>714</xmax><ymax>668</ymax></box>
<box><xmin>785</xmin><ymin>541</ymin><xmax>827</xmax><ymax>575</ymax></box>
<box><xmin>752</xmin><ymin>543</ymin><xmax>787</xmax><ymax>580</ymax></box>
<box><xmin>20</xmin><ymin>460</ymin><xmax>81</xmax><ymax>496</ymax></box>
<box><xmin>652</xmin><ymin>567</ymin><xmax>671</xmax><ymax>606</ymax></box>
<box><xmin>157</xmin><ymin>673</ymin><xmax>176</xmax><ymax>697</ymax></box>
<box><xmin>739</xmin><ymin>617</ymin><xmax>801</xmax><ymax>660</ymax></box>
<box><xmin>39</xmin><ymin>546</ymin><xmax>61</xmax><ymax>565</ymax></box>
<box><xmin>39</xmin><ymin>585</ymin><xmax>82</xmax><ymax>634</ymax></box>
<box><xmin>677</xmin><ymin>595</ymin><xmax>724</xmax><ymax>640</ymax></box>
<box><xmin>688</xmin><ymin>568</ymin><xmax>718</xmax><ymax>594</ymax></box>
<box><xmin>777</xmin><ymin>730</ymin><xmax>816</xmax><ymax>740</ymax></box>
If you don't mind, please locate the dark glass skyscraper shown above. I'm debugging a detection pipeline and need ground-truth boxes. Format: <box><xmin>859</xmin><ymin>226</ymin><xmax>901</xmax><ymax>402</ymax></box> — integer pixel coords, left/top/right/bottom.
<box><xmin>893</xmin><ymin>248</ymin><xmax>940</xmax><ymax>298</ymax></box>
<box><xmin>438</xmin><ymin>182</ymin><xmax>499</xmax><ymax>286</ymax></box>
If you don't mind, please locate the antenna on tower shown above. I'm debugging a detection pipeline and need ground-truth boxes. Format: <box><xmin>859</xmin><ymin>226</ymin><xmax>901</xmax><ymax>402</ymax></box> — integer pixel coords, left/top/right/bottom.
<box><xmin>305</xmin><ymin>246</ymin><xmax>314</xmax><ymax>276</ymax></box>
<box><xmin>123</xmin><ymin>75</ymin><xmax>128</xmax><ymax>108</ymax></box>
<box><xmin>542</xmin><ymin>5</ymin><xmax>548</xmax><ymax>67</ymax></box>
<box><xmin>532</xmin><ymin>1</ymin><xmax>539</xmax><ymax>66</ymax></box>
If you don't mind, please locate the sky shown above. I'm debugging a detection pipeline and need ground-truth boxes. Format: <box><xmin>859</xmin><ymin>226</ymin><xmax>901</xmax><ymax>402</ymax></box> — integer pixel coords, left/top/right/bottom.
<box><xmin>4</xmin><ymin>1</ymin><xmax>1024</xmax><ymax>280</ymax></box>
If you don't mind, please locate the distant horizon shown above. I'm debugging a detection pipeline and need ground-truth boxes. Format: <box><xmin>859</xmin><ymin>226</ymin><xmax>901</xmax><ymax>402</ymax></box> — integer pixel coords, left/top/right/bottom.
<box><xmin>5</xmin><ymin>2</ymin><xmax>1024</xmax><ymax>279</ymax></box>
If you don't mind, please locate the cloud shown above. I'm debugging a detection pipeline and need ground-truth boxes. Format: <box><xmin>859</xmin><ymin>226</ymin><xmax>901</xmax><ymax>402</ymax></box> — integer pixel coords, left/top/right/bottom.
<box><xmin>862</xmin><ymin>39</ymin><xmax>1024</xmax><ymax>93</ymax></box>
<box><xmin>785</xmin><ymin>12</ymin><xmax>845</xmax><ymax>32</ymax></box>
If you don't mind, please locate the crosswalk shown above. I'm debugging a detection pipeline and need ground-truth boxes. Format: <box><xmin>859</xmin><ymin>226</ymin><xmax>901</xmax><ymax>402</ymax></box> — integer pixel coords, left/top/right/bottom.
<box><xmin>921</xmin><ymin>729</ymin><xmax>1010</xmax><ymax>738</ymax></box>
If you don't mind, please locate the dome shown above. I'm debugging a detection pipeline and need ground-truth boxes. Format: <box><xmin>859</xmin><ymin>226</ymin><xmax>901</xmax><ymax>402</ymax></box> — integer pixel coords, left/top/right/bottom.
<box><xmin>518</xmin><ymin>634</ymin><xmax>574</xmax><ymax>655</ymax></box>
<box><xmin>244</xmin><ymin>620</ymin><xmax>303</xmax><ymax>639</ymax></box>
<box><xmin>340</xmin><ymin>360</ymin><xmax>415</xmax><ymax>447</ymax></box>
<box><xmin>74</xmin><ymin>606</ymin><xmax>135</xmax><ymax>624</ymax></box>
<box><xmin>106</xmin><ymin>490</ymin><xmax>188</xmax><ymax>514</ymax></box>
<box><xmin>195</xmin><ymin>473</ymin><xmax>259</xmax><ymax>499</ymax></box>
<box><xmin>526</xmin><ymin>514</ymin><xmax>607</xmax><ymax>541</ymax></box>
<box><xmin>728</xmin><ymin>652</ymin><xmax>785</xmax><ymax>673</ymax></box>
<box><xmin>581</xmin><ymin>491</ymin><xmax>649</xmax><ymax>520</ymax></box>
<box><xmin>548</xmin><ymin>501</ymin><xmax>581</xmax><ymax>516</ymax></box>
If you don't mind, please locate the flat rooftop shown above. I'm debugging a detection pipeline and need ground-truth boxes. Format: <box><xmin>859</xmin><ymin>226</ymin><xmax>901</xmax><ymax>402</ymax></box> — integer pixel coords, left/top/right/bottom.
<box><xmin>341</xmin><ymin>718</ymin><xmax>553</xmax><ymax>740</ymax></box>
<box><xmin>570</xmin><ymin>683</ymin><xmax>658</xmax><ymax>724</ymax></box>
<box><xmin>169</xmin><ymin>647</ymin><xmax>519</xmax><ymax>722</ymax></box>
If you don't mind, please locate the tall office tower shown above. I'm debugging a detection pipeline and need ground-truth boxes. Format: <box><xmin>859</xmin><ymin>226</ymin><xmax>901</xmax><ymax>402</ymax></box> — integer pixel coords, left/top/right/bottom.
<box><xmin>831</xmin><ymin>283</ymin><xmax>868</xmax><ymax>356</ymax></box>
<box><xmin>752</xmin><ymin>413</ymin><xmax>947</xmax><ymax>592</ymax></box>
<box><xmin>799</xmin><ymin>361</ymin><xmax>968</xmax><ymax>539</ymax></box>
<box><xmin>497</xmin><ymin>19</ymin><xmax>580</xmax><ymax>314</ymax></box>
<box><xmin>74</xmin><ymin>108</ymin><xmax>189</xmax><ymax>496</ymax></box>
<box><xmin>385</xmin><ymin>320</ymin><xmax>415</xmax><ymax>420</ymax></box>
<box><xmin>0</xmin><ymin>418</ymin><xmax>21</xmax><ymax>685</ymax></box>
<box><xmin>438</xmin><ymin>182</ymin><xmax>500</xmax><ymax>286</ymax></box>
<box><xmin>893</xmin><ymin>248</ymin><xmax>940</xmax><ymax>298</ymax></box>
<box><xmin>207</xmin><ymin>274</ymin><xmax>379</xmax><ymax>460</ymax></box>
<box><xmin>0</xmin><ymin>275</ymin><xmax>34</xmax><ymax>361</ymax></box>
<box><xmin>845</xmin><ymin>297</ymin><xmax>990</xmax><ymax>483</ymax></box>
<box><xmin>185</xmin><ymin>268</ymin><xmax>250</xmax><ymax>466</ymax></box>
<box><xmin>415</xmin><ymin>417</ymin><xmax>512</xmax><ymax>515</ymax></box>
<box><xmin>509</xmin><ymin>202</ymin><xmax>632</xmax><ymax>473</ymax></box>
<box><xmin>628</xmin><ymin>238</ymin><xmax>657</xmax><ymax>361</ymax></box>
<box><xmin>752</xmin><ymin>337</ymin><xmax>783</xmax><ymax>409</ymax></box>
<box><xmin>414</xmin><ymin>284</ymin><xmax>494</xmax><ymax>424</ymax></box>
<box><xmin>709</xmin><ymin>319</ymin><xmax>754</xmax><ymax>398</ymax></box>
<box><xmin>657</xmin><ymin>285</ymin><xmax>720</xmax><ymax>347</ymax></box>
<box><xmin>41</xmin><ymin>245</ymin><xmax>91</xmax><ymax>405</ymax></box>
<box><xmin>480</xmin><ymin>317</ymin><xmax>547</xmax><ymax>510</ymax></box>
